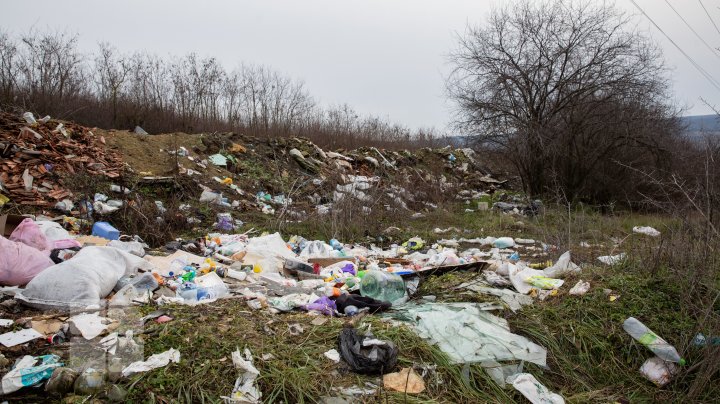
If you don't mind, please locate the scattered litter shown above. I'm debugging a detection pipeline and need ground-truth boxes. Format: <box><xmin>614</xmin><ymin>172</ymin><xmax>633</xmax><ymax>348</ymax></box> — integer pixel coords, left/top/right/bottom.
<box><xmin>0</xmin><ymin>354</ymin><xmax>62</xmax><ymax>394</ymax></box>
<box><xmin>31</xmin><ymin>318</ymin><xmax>64</xmax><ymax>334</ymax></box>
<box><xmin>288</xmin><ymin>323</ymin><xmax>304</xmax><ymax>336</ymax></box>
<box><xmin>623</xmin><ymin>317</ymin><xmax>685</xmax><ymax>364</ymax></box>
<box><xmin>324</xmin><ymin>349</ymin><xmax>340</xmax><ymax>363</ymax></box>
<box><xmin>223</xmin><ymin>348</ymin><xmax>261</xmax><ymax>403</ymax></box>
<box><xmin>542</xmin><ymin>251</ymin><xmax>580</xmax><ymax>278</ymax></box>
<box><xmin>640</xmin><ymin>356</ymin><xmax>678</xmax><ymax>386</ymax></box>
<box><xmin>383</xmin><ymin>367</ymin><xmax>425</xmax><ymax>393</ymax></box>
<box><xmin>506</xmin><ymin>373</ymin><xmax>565</xmax><ymax>404</ymax></box>
<box><xmin>598</xmin><ymin>253</ymin><xmax>626</xmax><ymax>265</ymax></box>
<box><xmin>338</xmin><ymin>327</ymin><xmax>398</xmax><ymax>375</ymax></box>
<box><xmin>458</xmin><ymin>283</ymin><xmax>532</xmax><ymax>312</ymax></box>
<box><xmin>527</xmin><ymin>275</ymin><xmax>564</xmax><ymax>290</ymax></box>
<box><xmin>633</xmin><ymin>226</ymin><xmax>661</xmax><ymax>237</ymax></box>
<box><xmin>0</xmin><ymin>319</ymin><xmax>12</xmax><ymax>327</ymax></box>
<box><xmin>492</xmin><ymin>237</ymin><xmax>515</xmax><ymax>248</ymax></box>
<box><xmin>569</xmin><ymin>280</ymin><xmax>590</xmax><ymax>295</ymax></box>
<box><xmin>209</xmin><ymin>154</ymin><xmax>228</xmax><ymax>166</ymax></box>
<box><xmin>0</xmin><ymin>328</ymin><xmax>43</xmax><ymax>347</ymax></box>
<box><xmin>122</xmin><ymin>348</ymin><xmax>181</xmax><ymax>377</ymax></box>
<box><xmin>604</xmin><ymin>289</ymin><xmax>620</xmax><ymax>302</ymax></box>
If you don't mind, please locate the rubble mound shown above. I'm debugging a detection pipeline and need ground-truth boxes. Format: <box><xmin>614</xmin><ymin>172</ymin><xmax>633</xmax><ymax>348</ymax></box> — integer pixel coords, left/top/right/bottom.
<box><xmin>0</xmin><ymin>113</ymin><xmax>124</xmax><ymax>207</ymax></box>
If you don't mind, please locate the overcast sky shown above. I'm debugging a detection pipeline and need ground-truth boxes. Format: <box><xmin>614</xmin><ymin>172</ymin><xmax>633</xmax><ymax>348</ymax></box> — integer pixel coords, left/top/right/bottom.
<box><xmin>2</xmin><ymin>0</ymin><xmax>720</xmax><ymax>130</ymax></box>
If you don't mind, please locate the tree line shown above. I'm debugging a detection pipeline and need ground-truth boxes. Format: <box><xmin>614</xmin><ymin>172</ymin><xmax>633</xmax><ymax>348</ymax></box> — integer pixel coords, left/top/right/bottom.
<box><xmin>0</xmin><ymin>30</ymin><xmax>445</xmax><ymax>149</ymax></box>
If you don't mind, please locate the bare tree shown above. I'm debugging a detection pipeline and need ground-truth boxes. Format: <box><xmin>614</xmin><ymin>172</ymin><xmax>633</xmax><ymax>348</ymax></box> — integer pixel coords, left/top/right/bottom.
<box><xmin>17</xmin><ymin>30</ymin><xmax>86</xmax><ymax>113</ymax></box>
<box><xmin>448</xmin><ymin>0</ymin><xmax>679</xmax><ymax>203</ymax></box>
<box><xmin>0</xmin><ymin>31</ymin><xmax>19</xmax><ymax>103</ymax></box>
<box><xmin>94</xmin><ymin>42</ymin><xmax>131</xmax><ymax>126</ymax></box>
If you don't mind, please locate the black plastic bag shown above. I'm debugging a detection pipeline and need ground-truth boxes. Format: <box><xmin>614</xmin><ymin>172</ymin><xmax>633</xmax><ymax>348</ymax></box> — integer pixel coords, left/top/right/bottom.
<box><xmin>338</xmin><ymin>327</ymin><xmax>398</xmax><ymax>375</ymax></box>
<box><xmin>335</xmin><ymin>294</ymin><xmax>391</xmax><ymax>314</ymax></box>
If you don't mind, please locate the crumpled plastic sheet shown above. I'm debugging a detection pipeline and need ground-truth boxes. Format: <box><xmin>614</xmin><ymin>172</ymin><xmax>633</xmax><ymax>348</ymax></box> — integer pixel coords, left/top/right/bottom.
<box><xmin>457</xmin><ymin>282</ymin><xmax>533</xmax><ymax>312</ymax></box>
<box><xmin>388</xmin><ymin>303</ymin><xmax>547</xmax><ymax>366</ymax></box>
<box><xmin>506</xmin><ymin>373</ymin><xmax>564</xmax><ymax>404</ymax></box>
<box><xmin>222</xmin><ymin>348</ymin><xmax>261</xmax><ymax>403</ymax></box>
<box><xmin>122</xmin><ymin>348</ymin><xmax>180</xmax><ymax>377</ymax></box>
<box><xmin>269</xmin><ymin>293</ymin><xmax>319</xmax><ymax>312</ymax></box>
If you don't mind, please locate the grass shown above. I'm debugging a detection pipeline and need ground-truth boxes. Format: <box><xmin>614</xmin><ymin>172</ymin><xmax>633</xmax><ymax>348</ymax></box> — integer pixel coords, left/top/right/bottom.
<box><xmin>118</xmin><ymin>302</ymin><xmax>512</xmax><ymax>403</ymax></box>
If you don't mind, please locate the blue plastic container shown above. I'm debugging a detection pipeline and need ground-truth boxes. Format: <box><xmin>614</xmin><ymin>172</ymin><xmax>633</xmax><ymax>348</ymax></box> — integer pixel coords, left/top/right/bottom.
<box><xmin>92</xmin><ymin>221</ymin><xmax>120</xmax><ymax>240</ymax></box>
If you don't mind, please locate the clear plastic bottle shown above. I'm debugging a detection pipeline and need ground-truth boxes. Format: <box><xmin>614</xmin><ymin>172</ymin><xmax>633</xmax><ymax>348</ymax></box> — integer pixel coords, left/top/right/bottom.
<box><xmin>359</xmin><ymin>270</ymin><xmax>406</xmax><ymax>303</ymax></box>
<box><xmin>623</xmin><ymin>317</ymin><xmax>685</xmax><ymax>364</ymax></box>
<box><xmin>177</xmin><ymin>284</ymin><xmax>199</xmax><ymax>301</ymax></box>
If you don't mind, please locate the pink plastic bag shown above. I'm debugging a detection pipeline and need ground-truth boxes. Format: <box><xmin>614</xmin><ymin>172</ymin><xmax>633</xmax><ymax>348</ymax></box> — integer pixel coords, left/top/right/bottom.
<box><xmin>9</xmin><ymin>219</ymin><xmax>51</xmax><ymax>252</ymax></box>
<box><xmin>0</xmin><ymin>236</ymin><xmax>54</xmax><ymax>286</ymax></box>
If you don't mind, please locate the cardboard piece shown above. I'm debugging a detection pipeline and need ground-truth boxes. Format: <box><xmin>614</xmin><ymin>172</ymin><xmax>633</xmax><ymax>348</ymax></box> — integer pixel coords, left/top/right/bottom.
<box><xmin>383</xmin><ymin>368</ymin><xmax>426</xmax><ymax>393</ymax></box>
<box><xmin>74</xmin><ymin>235</ymin><xmax>110</xmax><ymax>246</ymax></box>
<box><xmin>31</xmin><ymin>319</ymin><xmax>64</xmax><ymax>335</ymax></box>
<box><xmin>0</xmin><ymin>214</ymin><xmax>33</xmax><ymax>238</ymax></box>
<box><xmin>0</xmin><ymin>328</ymin><xmax>43</xmax><ymax>347</ymax></box>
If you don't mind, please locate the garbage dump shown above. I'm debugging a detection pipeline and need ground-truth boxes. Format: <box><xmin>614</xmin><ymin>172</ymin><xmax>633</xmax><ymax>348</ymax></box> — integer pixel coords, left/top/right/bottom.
<box><xmin>0</xmin><ymin>112</ymin><xmax>687</xmax><ymax>402</ymax></box>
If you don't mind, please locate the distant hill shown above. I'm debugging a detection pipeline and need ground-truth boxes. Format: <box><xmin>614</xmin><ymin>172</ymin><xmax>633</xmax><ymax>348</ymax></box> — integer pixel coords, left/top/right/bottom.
<box><xmin>442</xmin><ymin>115</ymin><xmax>719</xmax><ymax>148</ymax></box>
<box><xmin>681</xmin><ymin>114</ymin><xmax>720</xmax><ymax>132</ymax></box>
<box><xmin>680</xmin><ymin>114</ymin><xmax>720</xmax><ymax>143</ymax></box>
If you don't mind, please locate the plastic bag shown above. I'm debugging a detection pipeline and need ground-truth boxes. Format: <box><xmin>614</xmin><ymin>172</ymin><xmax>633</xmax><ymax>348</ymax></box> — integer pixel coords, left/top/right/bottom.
<box><xmin>569</xmin><ymin>280</ymin><xmax>590</xmax><ymax>295</ymax></box>
<box><xmin>526</xmin><ymin>275</ymin><xmax>564</xmax><ymax>290</ymax></box>
<box><xmin>542</xmin><ymin>251</ymin><xmax>580</xmax><ymax>278</ymax></box>
<box><xmin>9</xmin><ymin>218</ymin><xmax>51</xmax><ymax>252</ymax></box>
<box><xmin>335</xmin><ymin>294</ymin><xmax>391</xmax><ymax>314</ymax></box>
<box><xmin>299</xmin><ymin>240</ymin><xmax>335</xmax><ymax>258</ymax></box>
<box><xmin>506</xmin><ymin>373</ymin><xmax>564</xmax><ymax>404</ymax></box>
<box><xmin>0</xmin><ymin>354</ymin><xmax>62</xmax><ymax>395</ymax></box>
<box><xmin>640</xmin><ymin>356</ymin><xmax>678</xmax><ymax>386</ymax></box>
<box><xmin>34</xmin><ymin>220</ymin><xmax>72</xmax><ymax>243</ymax></box>
<box><xmin>0</xmin><ymin>236</ymin><xmax>54</xmax><ymax>286</ymax></box>
<box><xmin>337</xmin><ymin>327</ymin><xmax>398</xmax><ymax>375</ymax></box>
<box><xmin>633</xmin><ymin>226</ymin><xmax>660</xmax><ymax>237</ymax></box>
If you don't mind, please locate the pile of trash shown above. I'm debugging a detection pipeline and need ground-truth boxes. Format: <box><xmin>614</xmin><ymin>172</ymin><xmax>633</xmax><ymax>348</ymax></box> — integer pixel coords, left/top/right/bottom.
<box><xmin>0</xmin><ymin>112</ymin><xmax>123</xmax><ymax>208</ymax></box>
<box><xmin>0</xmin><ymin>209</ymin><xmax>684</xmax><ymax>400</ymax></box>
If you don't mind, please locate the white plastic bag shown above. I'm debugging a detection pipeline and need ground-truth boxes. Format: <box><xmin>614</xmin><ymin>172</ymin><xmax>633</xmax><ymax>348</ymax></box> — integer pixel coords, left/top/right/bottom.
<box><xmin>506</xmin><ymin>373</ymin><xmax>564</xmax><ymax>404</ymax></box>
<box><xmin>542</xmin><ymin>251</ymin><xmax>581</xmax><ymax>278</ymax></box>
<box><xmin>122</xmin><ymin>348</ymin><xmax>180</xmax><ymax>377</ymax></box>
<box><xmin>597</xmin><ymin>253</ymin><xmax>626</xmax><ymax>265</ymax></box>
<box><xmin>640</xmin><ymin>356</ymin><xmax>678</xmax><ymax>386</ymax></box>
<box><xmin>633</xmin><ymin>226</ymin><xmax>660</xmax><ymax>237</ymax></box>
<box><xmin>569</xmin><ymin>280</ymin><xmax>590</xmax><ymax>295</ymax></box>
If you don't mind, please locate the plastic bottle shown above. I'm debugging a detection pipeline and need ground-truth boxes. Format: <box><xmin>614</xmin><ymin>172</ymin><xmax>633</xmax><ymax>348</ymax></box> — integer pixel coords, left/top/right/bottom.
<box><xmin>216</xmin><ymin>267</ymin><xmax>247</xmax><ymax>281</ymax></box>
<box><xmin>359</xmin><ymin>270</ymin><xmax>406</xmax><ymax>303</ymax></box>
<box><xmin>177</xmin><ymin>283</ymin><xmax>199</xmax><ymax>301</ymax></box>
<box><xmin>623</xmin><ymin>317</ymin><xmax>685</xmax><ymax>364</ymax></box>
<box><xmin>180</xmin><ymin>268</ymin><xmax>196</xmax><ymax>282</ymax></box>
